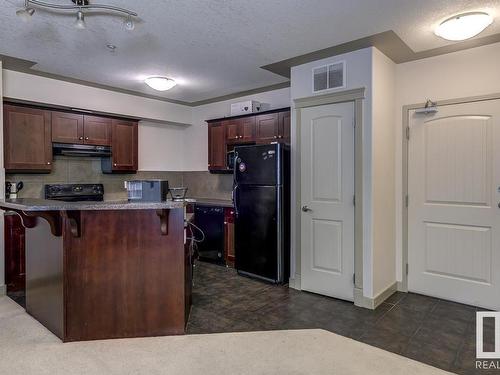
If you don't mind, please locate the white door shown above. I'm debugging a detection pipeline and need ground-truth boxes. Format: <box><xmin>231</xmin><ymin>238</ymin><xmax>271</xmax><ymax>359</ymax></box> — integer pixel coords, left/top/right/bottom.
<box><xmin>408</xmin><ymin>99</ymin><xmax>500</xmax><ymax>310</ymax></box>
<box><xmin>300</xmin><ymin>102</ymin><xmax>355</xmax><ymax>301</ymax></box>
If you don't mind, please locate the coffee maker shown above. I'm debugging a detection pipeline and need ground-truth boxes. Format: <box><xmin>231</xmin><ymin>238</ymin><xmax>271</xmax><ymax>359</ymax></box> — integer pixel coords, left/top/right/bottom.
<box><xmin>6</xmin><ymin>181</ymin><xmax>23</xmax><ymax>199</ymax></box>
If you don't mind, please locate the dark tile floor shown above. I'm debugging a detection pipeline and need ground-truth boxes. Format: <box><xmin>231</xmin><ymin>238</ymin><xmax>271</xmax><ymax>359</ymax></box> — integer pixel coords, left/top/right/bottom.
<box><xmin>6</xmin><ymin>261</ymin><xmax>495</xmax><ymax>374</ymax></box>
<box><xmin>187</xmin><ymin>261</ymin><xmax>497</xmax><ymax>375</ymax></box>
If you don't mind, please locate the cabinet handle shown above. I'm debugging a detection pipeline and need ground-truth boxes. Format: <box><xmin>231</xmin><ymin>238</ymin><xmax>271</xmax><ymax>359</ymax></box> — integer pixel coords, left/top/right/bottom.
<box><xmin>113</xmin><ymin>163</ymin><xmax>117</xmax><ymax>167</ymax></box>
<box><xmin>85</xmin><ymin>137</ymin><xmax>89</xmax><ymax>140</ymax></box>
<box><xmin>79</xmin><ymin>136</ymin><xmax>83</xmax><ymax>140</ymax></box>
<box><xmin>273</xmin><ymin>135</ymin><xmax>278</xmax><ymax>139</ymax></box>
<box><xmin>47</xmin><ymin>162</ymin><xmax>51</xmax><ymax>165</ymax></box>
<box><xmin>239</xmin><ymin>135</ymin><xmax>243</xmax><ymax>139</ymax></box>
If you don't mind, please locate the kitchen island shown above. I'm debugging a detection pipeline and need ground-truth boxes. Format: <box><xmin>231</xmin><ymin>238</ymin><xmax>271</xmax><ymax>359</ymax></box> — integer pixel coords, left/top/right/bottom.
<box><xmin>0</xmin><ymin>199</ymin><xmax>191</xmax><ymax>342</ymax></box>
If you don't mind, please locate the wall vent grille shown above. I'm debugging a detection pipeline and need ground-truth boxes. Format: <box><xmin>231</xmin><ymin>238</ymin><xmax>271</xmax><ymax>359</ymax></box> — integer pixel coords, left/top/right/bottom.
<box><xmin>313</xmin><ymin>61</ymin><xmax>346</xmax><ymax>93</ymax></box>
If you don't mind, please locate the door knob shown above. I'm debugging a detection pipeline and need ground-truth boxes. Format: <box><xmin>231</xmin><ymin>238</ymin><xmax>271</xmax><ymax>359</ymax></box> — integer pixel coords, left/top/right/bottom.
<box><xmin>302</xmin><ymin>205</ymin><xmax>312</xmax><ymax>212</ymax></box>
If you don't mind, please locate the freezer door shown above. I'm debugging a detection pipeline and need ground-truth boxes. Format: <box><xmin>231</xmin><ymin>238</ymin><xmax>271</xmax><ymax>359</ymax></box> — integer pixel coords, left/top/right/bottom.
<box><xmin>234</xmin><ymin>185</ymin><xmax>281</xmax><ymax>282</ymax></box>
<box><xmin>234</xmin><ymin>144</ymin><xmax>280</xmax><ymax>186</ymax></box>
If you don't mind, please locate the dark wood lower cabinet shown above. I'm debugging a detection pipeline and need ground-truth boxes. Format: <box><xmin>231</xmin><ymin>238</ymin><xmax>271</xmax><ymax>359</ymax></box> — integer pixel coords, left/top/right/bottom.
<box><xmin>224</xmin><ymin>208</ymin><xmax>235</xmax><ymax>266</ymax></box>
<box><xmin>4</xmin><ymin>214</ymin><xmax>26</xmax><ymax>293</ymax></box>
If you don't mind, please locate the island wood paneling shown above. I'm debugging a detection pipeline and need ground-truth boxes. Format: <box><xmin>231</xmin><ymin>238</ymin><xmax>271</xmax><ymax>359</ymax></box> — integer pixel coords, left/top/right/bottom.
<box><xmin>63</xmin><ymin>208</ymin><xmax>185</xmax><ymax>341</ymax></box>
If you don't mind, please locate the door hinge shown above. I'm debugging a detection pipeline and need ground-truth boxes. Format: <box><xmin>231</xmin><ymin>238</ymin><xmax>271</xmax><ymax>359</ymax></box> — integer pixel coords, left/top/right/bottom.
<box><xmin>406</xmin><ymin>126</ymin><xmax>410</xmax><ymax>140</ymax></box>
<box><xmin>406</xmin><ymin>263</ymin><xmax>409</xmax><ymax>275</ymax></box>
<box><xmin>405</xmin><ymin>195</ymin><xmax>409</xmax><ymax>208</ymax></box>
<box><xmin>353</xmin><ymin>273</ymin><xmax>356</xmax><ymax>284</ymax></box>
<box><xmin>353</xmin><ymin>119</ymin><xmax>356</xmax><ymax>128</ymax></box>
<box><xmin>353</xmin><ymin>195</ymin><xmax>356</xmax><ymax>206</ymax></box>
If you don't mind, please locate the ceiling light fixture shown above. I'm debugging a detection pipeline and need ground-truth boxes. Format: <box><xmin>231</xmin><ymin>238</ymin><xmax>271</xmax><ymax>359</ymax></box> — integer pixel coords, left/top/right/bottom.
<box><xmin>144</xmin><ymin>77</ymin><xmax>177</xmax><ymax>91</ymax></box>
<box><xmin>435</xmin><ymin>12</ymin><xmax>493</xmax><ymax>41</ymax></box>
<box><xmin>16</xmin><ymin>0</ymin><xmax>138</xmax><ymax>31</ymax></box>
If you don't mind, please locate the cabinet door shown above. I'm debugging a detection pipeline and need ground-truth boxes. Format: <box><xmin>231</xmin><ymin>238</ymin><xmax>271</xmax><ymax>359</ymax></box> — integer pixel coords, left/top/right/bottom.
<box><xmin>111</xmin><ymin>119</ymin><xmax>138</xmax><ymax>172</ymax></box>
<box><xmin>4</xmin><ymin>214</ymin><xmax>26</xmax><ymax>293</ymax></box>
<box><xmin>224</xmin><ymin>208</ymin><xmax>235</xmax><ymax>266</ymax></box>
<box><xmin>83</xmin><ymin>116</ymin><xmax>111</xmax><ymax>146</ymax></box>
<box><xmin>278</xmin><ymin>111</ymin><xmax>291</xmax><ymax>144</ymax></box>
<box><xmin>4</xmin><ymin>104</ymin><xmax>52</xmax><ymax>172</ymax></box>
<box><xmin>238</xmin><ymin>117</ymin><xmax>256</xmax><ymax>143</ymax></box>
<box><xmin>208</xmin><ymin>122</ymin><xmax>226</xmax><ymax>170</ymax></box>
<box><xmin>255</xmin><ymin>113</ymin><xmax>279</xmax><ymax>143</ymax></box>
<box><xmin>224</xmin><ymin>120</ymin><xmax>240</xmax><ymax>143</ymax></box>
<box><xmin>52</xmin><ymin>111</ymin><xmax>84</xmax><ymax>144</ymax></box>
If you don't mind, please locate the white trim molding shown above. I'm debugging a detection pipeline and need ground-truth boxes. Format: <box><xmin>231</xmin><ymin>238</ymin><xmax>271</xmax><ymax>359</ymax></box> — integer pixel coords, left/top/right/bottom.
<box><xmin>354</xmin><ymin>282</ymin><xmax>397</xmax><ymax>310</ymax></box>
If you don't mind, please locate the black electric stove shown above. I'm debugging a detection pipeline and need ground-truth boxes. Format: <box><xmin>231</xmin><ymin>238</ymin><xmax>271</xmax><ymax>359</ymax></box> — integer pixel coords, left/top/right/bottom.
<box><xmin>45</xmin><ymin>184</ymin><xmax>104</xmax><ymax>202</ymax></box>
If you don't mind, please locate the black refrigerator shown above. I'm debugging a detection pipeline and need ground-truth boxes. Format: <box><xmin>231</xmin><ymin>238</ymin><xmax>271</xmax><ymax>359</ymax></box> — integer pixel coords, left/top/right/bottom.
<box><xmin>233</xmin><ymin>143</ymin><xmax>290</xmax><ymax>284</ymax></box>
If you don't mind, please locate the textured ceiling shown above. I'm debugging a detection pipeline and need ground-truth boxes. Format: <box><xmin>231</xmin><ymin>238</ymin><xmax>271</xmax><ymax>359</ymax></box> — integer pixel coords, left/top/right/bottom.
<box><xmin>0</xmin><ymin>0</ymin><xmax>499</xmax><ymax>103</ymax></box>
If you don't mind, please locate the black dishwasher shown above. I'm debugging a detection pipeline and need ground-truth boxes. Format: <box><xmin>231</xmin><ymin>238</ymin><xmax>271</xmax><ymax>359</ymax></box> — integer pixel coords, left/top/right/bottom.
<box><xmin>194</xmin><ymin>205</ymin><xmax>225</xmax><ymax>265</ymax></box>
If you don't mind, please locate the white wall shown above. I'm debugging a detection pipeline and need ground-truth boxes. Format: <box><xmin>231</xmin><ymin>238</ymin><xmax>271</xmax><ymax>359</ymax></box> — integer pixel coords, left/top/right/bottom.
<box><xmin>395</xmin><ymin>42</ymin><xmax>500</xmax><ymax>282</ymax></box>
<box><xmin>0</xmin><ymin>61</ymin><xmax>5</xmax><ymax>295</ymax></box>
<box><xmin>185</xmin><ymin>87</ymin><xmax>291</xmax><ymax>171</ymax></box>
<box><xmin>138</xmin><ymin>121</ymin><xmax>186</xmax><ymax>171</ymax></box>
<box><xmin>290</xmin><ymin>47</ymin><xmax>375</xmax><ymax>297</ymax></box>
<box><xmin>371</xmin><ymin>48</ymin><xmax>396</xmax><ymax>297</ymax></box>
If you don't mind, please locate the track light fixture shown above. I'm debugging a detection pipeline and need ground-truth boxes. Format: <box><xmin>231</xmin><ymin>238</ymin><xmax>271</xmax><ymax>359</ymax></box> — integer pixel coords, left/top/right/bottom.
<box><xmin>16</xmin><ymin>0</ymin><xmax>138</xmax><ymax>31</ymax></box>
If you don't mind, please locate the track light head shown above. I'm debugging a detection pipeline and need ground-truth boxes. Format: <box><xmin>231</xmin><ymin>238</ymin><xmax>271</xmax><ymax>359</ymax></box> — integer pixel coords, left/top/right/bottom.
<box><xmin>16</xmin><ymin>7</ymin><xmax>35</xmax><ymax>21</ymax></box>
<box><xmin>74</xmin><ymin>10</ymin><xmax>86</xmax><ymax>29</ymax></box>
<box><xmin>124</xmin><ymin>16</ymin><xmax>135</xmax><ymax>31</ymax></box>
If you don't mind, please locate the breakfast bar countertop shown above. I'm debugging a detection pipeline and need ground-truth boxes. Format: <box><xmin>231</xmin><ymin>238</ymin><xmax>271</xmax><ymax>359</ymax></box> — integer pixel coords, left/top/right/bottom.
<box><xmin>0</xmin><ymin>198</ymin><xmax>185</xmax><ymax>212</ymax></box>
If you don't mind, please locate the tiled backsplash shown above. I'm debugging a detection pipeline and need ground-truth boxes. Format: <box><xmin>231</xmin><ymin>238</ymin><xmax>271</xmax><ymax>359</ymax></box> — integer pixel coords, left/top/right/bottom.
<box><xmin>6</xmin><ymin>157</ymin><xmax>233</xmax><ymax>201</ymax></box>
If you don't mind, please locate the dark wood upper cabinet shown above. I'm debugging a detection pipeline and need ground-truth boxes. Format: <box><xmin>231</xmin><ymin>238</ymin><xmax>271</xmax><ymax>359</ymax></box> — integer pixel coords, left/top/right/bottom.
<box><xmin>52</xmin><ymin>111</ymin><xmax>84</xmax><ymax>144</ymax></box>
<box><xmin>52</xmin><ymin>112</ymin><xmax>111</xmax><ymax>146</ymax></box>
<box><xmin>4</xmin><ymin>104</ymin><xmax>52</xmax><ymax>172</ymax></box>
<box><xmin>255</xmin><ymin>113</ymin><xmax>279</xmax><ymax>143</ymax></box>
<box><xmin>279</xmin><ymin>111</ymin><xmax>291</xmax><ymax>143</ymax></box>
<box><xmin>105</xmin><ymin>119</ymin><xmax>138</xmax><ymax>173</ymax></box>
<box><xmin>208</xmin><ymin>121</ymin><xmax>226</xmax><ymax>171</ymax></box>
<box><xmin>206</xmin><ymin>108</ymin><xmax>290</xmax><ymax>172</ymax></box>
<box><xmin>225</xmin><ymin>117</ymin><xmax>255</xmax><ymax>144</ymax></box>
<box><xmin>83</xmin><ymin>116</ymin><xmax>111</xmax><ymax>146</ymax></box>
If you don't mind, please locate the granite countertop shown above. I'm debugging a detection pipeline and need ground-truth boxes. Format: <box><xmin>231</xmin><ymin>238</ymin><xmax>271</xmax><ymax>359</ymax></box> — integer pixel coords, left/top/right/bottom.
<box><xmin>187</xmin><ymin>197</ymin><xmax>233</xmax><ymax>207</ymax></box>
<box><xmin>0</xmin><ymin>198</ymin><xmax>185</xmax><ymax>212</ymax></box>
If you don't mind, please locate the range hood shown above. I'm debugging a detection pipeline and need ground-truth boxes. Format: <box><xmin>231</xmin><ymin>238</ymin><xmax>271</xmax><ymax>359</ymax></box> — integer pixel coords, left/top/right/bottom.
<box><xmin>53</xmin><ymin>143</ymin><xmax>111</xmax><ymax>157</ymax></box>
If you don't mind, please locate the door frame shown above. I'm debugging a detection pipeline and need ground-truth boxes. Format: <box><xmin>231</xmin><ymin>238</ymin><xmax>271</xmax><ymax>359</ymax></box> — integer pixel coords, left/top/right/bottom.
<box><xmin>401</xmin><ymin>92</ymin><xmax>500</xmax><ymax>293</ymax></box>
<box><xmin>292</xmin><ymin>87</ymin><xmax>365</xmax><ymax>307</ymax></box>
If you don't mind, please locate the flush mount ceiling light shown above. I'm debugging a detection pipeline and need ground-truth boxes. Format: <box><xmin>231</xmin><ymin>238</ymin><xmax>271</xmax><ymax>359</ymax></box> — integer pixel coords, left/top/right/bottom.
<box><xmin>16</xmin><ymin>0</ymin><xmax>138</xmax><ymax>31</ymax></box>
<box><xmin>435</xmin><ymin>12</ymin><xmax>493</xmax><ymax>41</ymax></box>
<box><xmin>144</xmin><ymin>77</ymin><xmax>177</xmax><ymax>91</ymax></box>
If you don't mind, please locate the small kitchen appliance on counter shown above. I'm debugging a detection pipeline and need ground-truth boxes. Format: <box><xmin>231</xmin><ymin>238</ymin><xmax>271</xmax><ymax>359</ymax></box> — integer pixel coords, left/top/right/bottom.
<box><xmin>45</xmin><ymin>184</ymin><xmax>104</xmax><ymax>202</ymax></box>
<box><xmin>6</xmin><ymin>181</ymin><xmax>23</xmax><ymax>199</ymax></box>
<box><xmin>168</xmin><ymin>187</ymin><xmax>188</xmax><ymax>201</ymax></box>
<box><xmin>125</xmin><ymin>180</ymin><xmax>169</xmax><ymax>202</ymax></box>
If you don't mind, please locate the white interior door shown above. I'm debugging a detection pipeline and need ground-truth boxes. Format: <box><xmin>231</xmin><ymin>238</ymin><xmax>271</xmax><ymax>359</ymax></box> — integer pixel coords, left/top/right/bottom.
<box><xmin>300</xmin><ymin>102</ymin><xmax>355</xmax><ymax>301</ymax></box>
<box><xmin>408</xmin><ymin>99</ymin><xmax>500</xmax><ymax>310</ymax></box>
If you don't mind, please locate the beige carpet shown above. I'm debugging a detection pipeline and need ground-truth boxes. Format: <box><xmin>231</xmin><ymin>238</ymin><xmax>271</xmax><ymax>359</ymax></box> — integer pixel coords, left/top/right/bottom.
<box><xmin>0</xmin><ymin>296</ymin><xmax>450</xmax><ymax>375</ymax></box>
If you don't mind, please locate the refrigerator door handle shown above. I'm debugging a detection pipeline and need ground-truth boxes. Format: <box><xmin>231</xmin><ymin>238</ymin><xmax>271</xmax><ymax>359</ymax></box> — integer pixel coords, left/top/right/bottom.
<box><xmin>233</xmin><ymin>183</ymin><xmax>240</xmax><ymax>218</ymax></box>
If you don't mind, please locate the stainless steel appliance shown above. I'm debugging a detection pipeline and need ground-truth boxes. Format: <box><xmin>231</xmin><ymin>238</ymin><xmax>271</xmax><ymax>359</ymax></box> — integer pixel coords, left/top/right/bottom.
<box><xmin>125</xmin><ymin>180</ymin><xmax>169</xmax><ymax>202</ymax></box>
<box><xmin>233</xmin><ymin>143</ymin><xmax>290</xmax><ymax>283</ymax></box>
<box><xmin>53</xmin><ymin>143</ymin><xmax>111</xmax><ymax>157</ymax></box>
<box><xmin>6</xmin><ymin>181</ymin><xmax>23</xmax><ymax>199</ymax></box>
<box><xmin>45</xmin><ymin>184</ymin><xmax>104</xmax><ymax>202</ymax></box>
<box><xmin>227</xmin><ymin>150</ymin><xmax>236</xmax><ymax>170</ymax></box>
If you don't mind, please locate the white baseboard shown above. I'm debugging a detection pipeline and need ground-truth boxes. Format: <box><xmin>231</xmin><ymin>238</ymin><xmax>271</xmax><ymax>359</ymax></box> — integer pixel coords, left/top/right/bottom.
<box><xmin>354</xmin><ymin>282</ymin><xmax>398</xmax><ymax>310</ymax></box>
<box><xmin>0</xmin><ymin>284</ymin><xmax>6</xmax><ymax>296</ymax></box>
<box><xmin>397</xmin><ymin>281</ymin><xmax>408</xmax><ymax>292</ymax></box>
<box><xmin>288</xmin><ymin>274</ymin><xmax>301</xmax><ymax>290</ymax></box>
